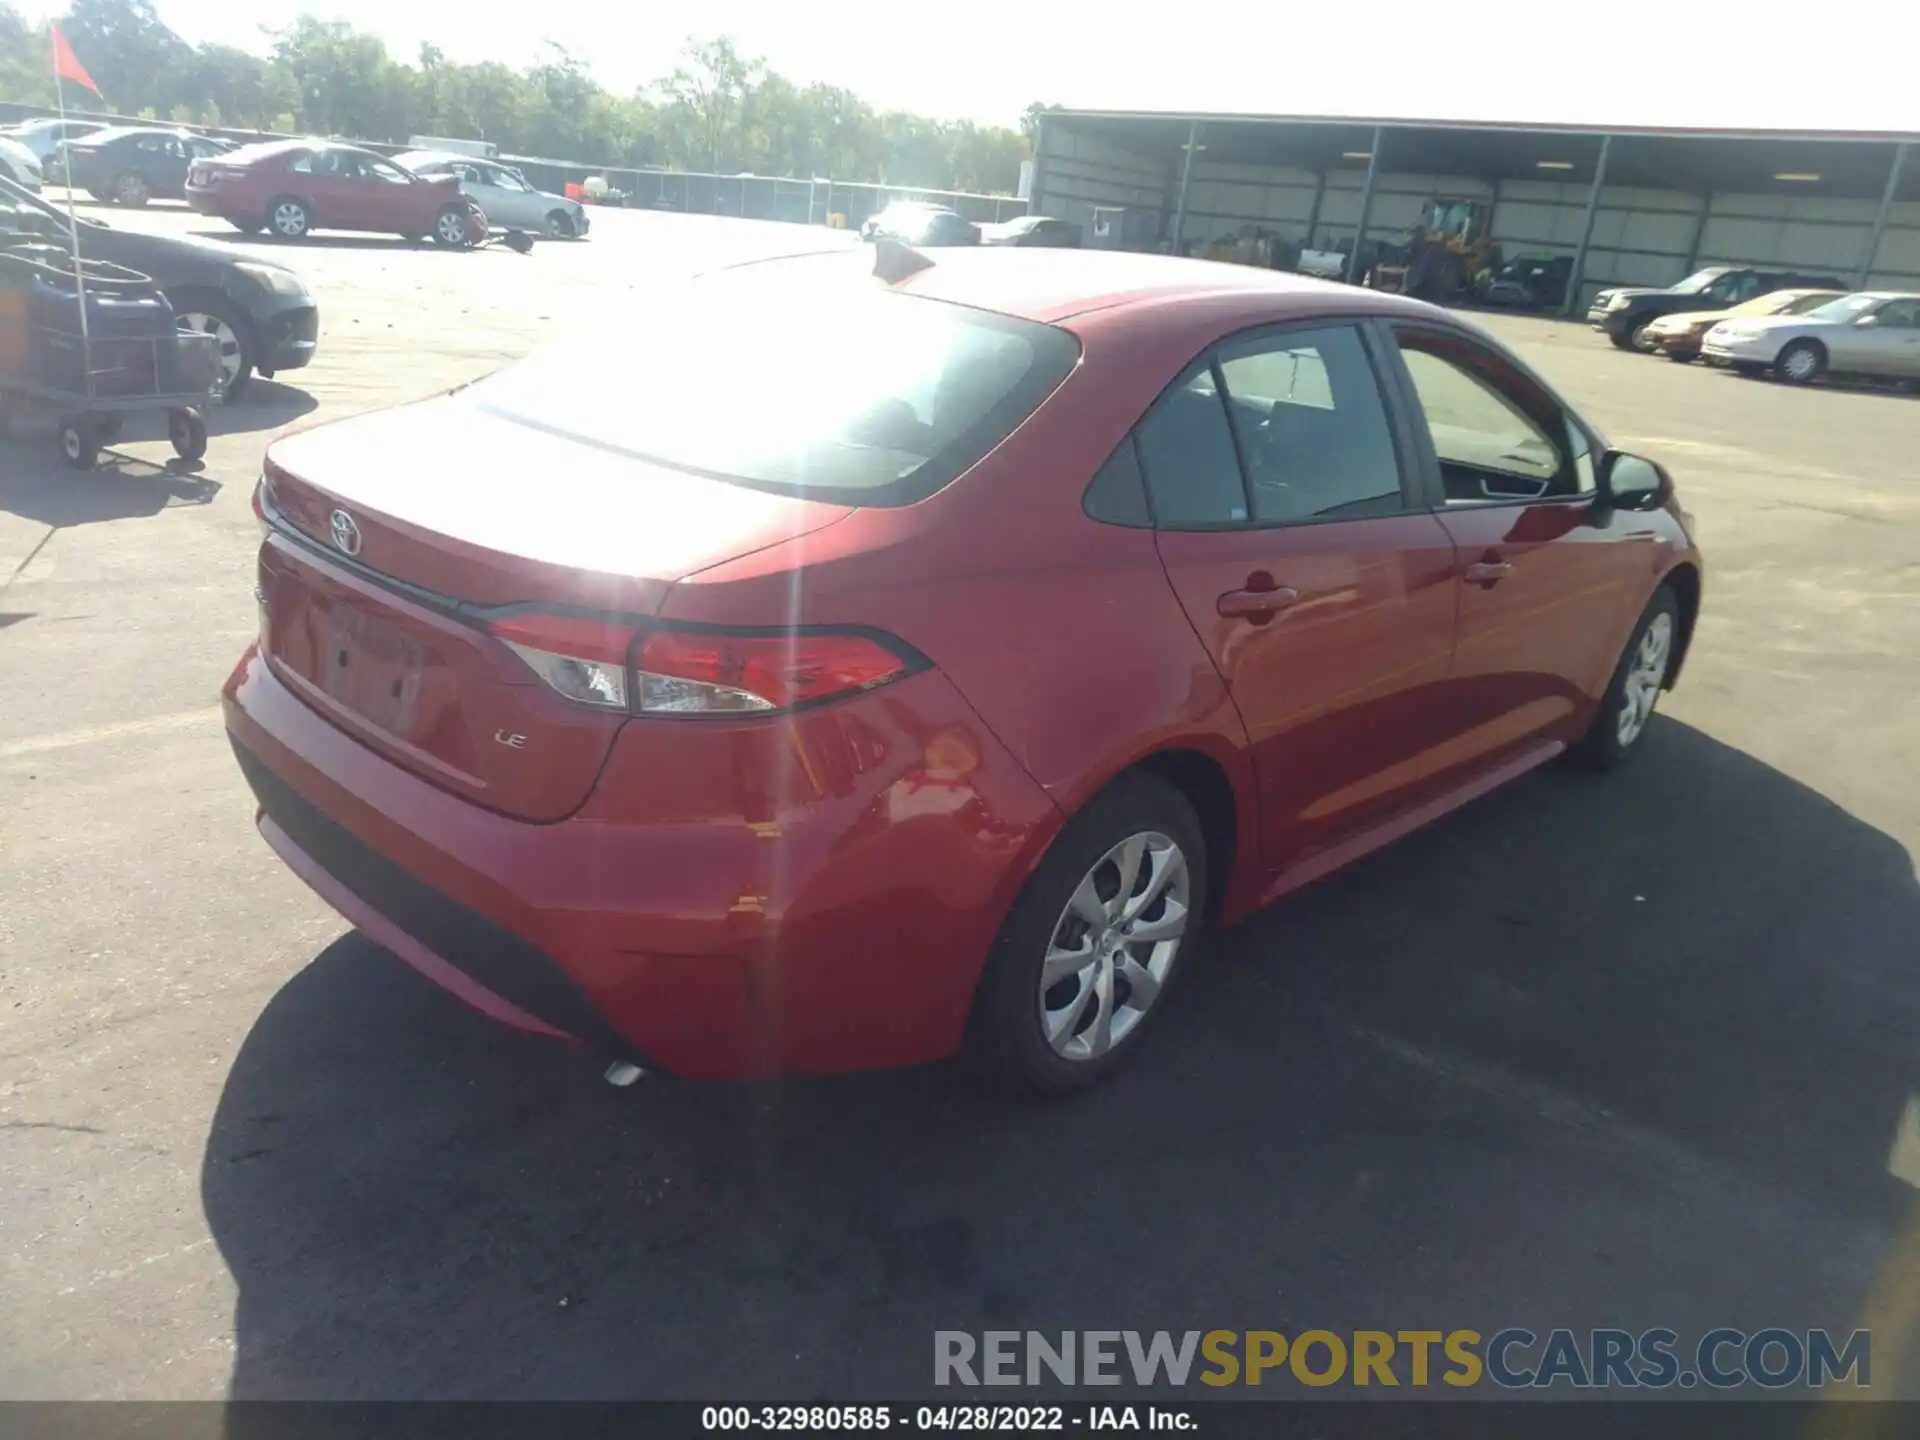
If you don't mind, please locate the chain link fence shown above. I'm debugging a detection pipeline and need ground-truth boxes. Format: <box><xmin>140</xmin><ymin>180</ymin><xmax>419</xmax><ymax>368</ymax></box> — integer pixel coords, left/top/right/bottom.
<box><xmin>1</xmin><ymin>102</ymin><xmax>1028</xmax><ymax>231</ymax></box>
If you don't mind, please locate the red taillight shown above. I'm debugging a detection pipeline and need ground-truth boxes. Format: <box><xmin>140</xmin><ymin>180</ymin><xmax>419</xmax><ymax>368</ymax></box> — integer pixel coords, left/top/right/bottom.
<box><xmin>482</xmin><ymin>612</ymin><xmax>918</xmax><ymax>717</ymax></box>
<box><xmin>635</xmin><ymin>628</ymin><xmax>913</xmax><ymax>714</ymax></box>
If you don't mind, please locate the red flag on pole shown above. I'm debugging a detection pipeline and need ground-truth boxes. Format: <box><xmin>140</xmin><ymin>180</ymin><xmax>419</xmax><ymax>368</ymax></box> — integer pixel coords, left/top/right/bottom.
<box><xmin>52</xmin><ymin>25</ymin><xmax>100</xmax><ymax>94</ymax></box>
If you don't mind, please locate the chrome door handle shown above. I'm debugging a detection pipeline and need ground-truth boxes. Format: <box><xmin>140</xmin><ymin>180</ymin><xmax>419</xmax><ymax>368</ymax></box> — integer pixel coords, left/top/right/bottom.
<box><xmin>1216</xmin><ymin>586</ymin><xmax>1301</xmax><ymax>621</ymax></box>
<box><xmin>1463</xmin><ymin>560</ymin><xmax>1513</xmax><ymax>585</ymax></box>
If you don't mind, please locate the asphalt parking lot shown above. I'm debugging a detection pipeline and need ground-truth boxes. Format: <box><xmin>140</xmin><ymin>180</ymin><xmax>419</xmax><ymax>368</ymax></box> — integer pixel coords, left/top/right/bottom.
<box><xmin>2</xmin><ymin>199</ymin><xmax>1917</xmax><ymax>1402</ymax></box>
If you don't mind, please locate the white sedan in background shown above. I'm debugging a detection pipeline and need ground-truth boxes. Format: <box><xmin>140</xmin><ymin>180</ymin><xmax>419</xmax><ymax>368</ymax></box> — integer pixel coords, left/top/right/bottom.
<box><xmin>1702</xmin><ymin>292</ymin><xmax>1920</xmax><ymax>385</ymax></box>
<box><xmin>0</xmin><ymin>133</ymin><xmax>43</xmax><ymax>191</ymax></box>
<box><xmin>393</xmin><ymin>151</ymin><xmax>589</xmax><ymax>239</ymax></box>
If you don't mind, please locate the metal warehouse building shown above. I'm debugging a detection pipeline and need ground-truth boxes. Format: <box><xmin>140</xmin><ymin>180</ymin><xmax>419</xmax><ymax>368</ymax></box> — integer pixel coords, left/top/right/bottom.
<box><xmin>1027</xmin><ymin>110</ymin><xmax>1918</xmax><ymax>311</ymax></box>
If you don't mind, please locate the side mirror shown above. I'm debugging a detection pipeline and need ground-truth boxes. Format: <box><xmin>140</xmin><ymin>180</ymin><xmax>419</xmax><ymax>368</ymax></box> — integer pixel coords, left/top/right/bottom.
<box><xmin>1598</xmin><ymin>451</ymin><xmax>1672</xmax><ymax>512</ymax></box>
<box><xmin>1855</xmin><ymin>314</ymin><xmax>1880</xmax><ymax>328</ymax></box>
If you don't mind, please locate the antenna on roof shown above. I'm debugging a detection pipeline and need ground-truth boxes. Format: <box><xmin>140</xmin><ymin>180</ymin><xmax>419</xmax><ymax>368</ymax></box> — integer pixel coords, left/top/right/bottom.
<box><xmin>872</xmin><ymin>237</ymin><xmax>934</xmax><ymax>285</ymax></box>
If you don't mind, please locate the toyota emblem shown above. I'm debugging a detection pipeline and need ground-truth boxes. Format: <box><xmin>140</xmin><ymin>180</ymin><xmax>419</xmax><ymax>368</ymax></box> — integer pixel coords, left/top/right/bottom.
<box><xmin>328</xmin><ymin>509</ymin><xmax>362</xmax><ymax>557</ymax></box>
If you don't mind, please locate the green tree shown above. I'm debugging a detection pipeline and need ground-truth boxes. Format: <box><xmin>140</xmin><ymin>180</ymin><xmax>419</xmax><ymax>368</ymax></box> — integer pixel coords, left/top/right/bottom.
<box><xmin>0</xmin><ymin>3</ymin><xmax>58</xmax><ymax>106</ymax></box>
<box><xmin>60</xmin><ymin>0</ymin><xmax>190</xmax><ymax>113</ymax></box>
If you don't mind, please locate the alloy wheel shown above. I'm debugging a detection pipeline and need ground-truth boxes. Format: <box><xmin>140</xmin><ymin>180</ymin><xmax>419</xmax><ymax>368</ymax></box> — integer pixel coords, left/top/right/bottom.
<box><xmin>175</xmin><ymin>312</ymin><xmax>243</xmax><ymax>397</ymax></box>
<box><xmin>1616</xmin><ymin>612</ymin><xmax>1673</xmax><ymax>747</ymax></box>
<box><xmin>1039</xmin><ymin>831</ymin><xmax>1191</xmax><ymax>1062</ymax></box>
<box><xmin>272</xmin><ymin>202</ymin><xmax>307</xmax><ymax>238</ymax></box>
<box><xmin>437</xmin><ymin>209</ymin><xmax>469</xmax><ymax>245</ymax></box>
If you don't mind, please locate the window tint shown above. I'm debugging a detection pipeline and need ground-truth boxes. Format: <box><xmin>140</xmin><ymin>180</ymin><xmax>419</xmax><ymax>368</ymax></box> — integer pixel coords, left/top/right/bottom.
<box><xmin>1877</xmin><ymin>300</ymin><xmax>1920</xmax><ymax>328</ymax></box>
<box><xmin>368</xmin><ymin>158</ymin><xmax>412</xmax><ymax>185</ymax></box>
<box><xmin>1084</xmin><ymin>437</ymin><xmax>1151</xmax><ymax>527</ymax></box>
<box><xmin>288</xmin><ymin>151</ymin><xmax>312</xmax><ymax>173</ymax></box>
<box><xmin>1135</xmin><ymin>369</ymin><xmax>1248</xmax><ymax>527</ymax></box>
<box><xmin>1215</xmin><ymin>325</ymin><xmax>1404</xmax><ymax>524</ymax></box>
<box><xmin>1395</xmin><ymin>330</ymin><xmax>1575</xmax><ymax>503</ymax></box>
<box><xmin>469</xmin><ymin>276</ymin><xmax>1080</xmax><ymax>507</ymax></box>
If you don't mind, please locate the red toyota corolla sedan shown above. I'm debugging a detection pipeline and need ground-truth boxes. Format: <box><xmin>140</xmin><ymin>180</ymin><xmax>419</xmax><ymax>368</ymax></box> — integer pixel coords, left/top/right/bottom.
<box><xmin>187</xmin><ymin>139</ymin><xmax>471</xmax><ymax>244</ymax></box>
<box><xmin>224</xmin><ymin>243</ymin><xmax>1702</xmax><ymax>1093</ymax></box>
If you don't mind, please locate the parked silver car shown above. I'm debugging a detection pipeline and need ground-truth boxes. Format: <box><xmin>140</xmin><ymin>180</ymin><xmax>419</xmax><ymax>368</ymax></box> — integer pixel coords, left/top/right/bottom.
<box><xmin>392</xmin><ymin>152</ymin><xmax>588</xmax><ymax>239</ymax></box>
<box><xmin>1701</xmin><ymin>292</ymin><xmax>1920</xmax><ymax>385</ymax></box>
<box><xmin>3</xmin><ymin>117</ymin><xmax>104</xmax><ymax>174</ymax></box>
<box><xmin>0</xmin><ymin>133</ymin><xmax>43</xmax><ymax>190</ymax></box>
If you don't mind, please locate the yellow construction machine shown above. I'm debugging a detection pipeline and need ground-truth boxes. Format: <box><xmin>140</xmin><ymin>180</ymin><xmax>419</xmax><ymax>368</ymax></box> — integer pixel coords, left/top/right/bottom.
<box><xmin>1368</xmin><ymin>198</ymin><xmax>1500</xmax><ymax>303</ymax></box>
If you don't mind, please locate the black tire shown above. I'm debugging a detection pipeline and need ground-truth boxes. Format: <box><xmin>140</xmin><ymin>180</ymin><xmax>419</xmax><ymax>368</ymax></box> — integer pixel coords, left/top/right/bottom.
<box><xmin>1623</xmin><ymin>313</ymin><xmax>1661</xmax><ymax>352</ymax></box>
<box><xmin>1568</xmin><ymin>586</ymin><xmax>1681</xmax><ymax>771</ymax></box>
<box><xmin>167</xmin><ymin>407</ymin><xmax>208</xmax><ymax>461</ymax></box>
<box><xmin>1774</xmin><ymin>339</ymin><xmax>1827</xmax><ymax>385</ymax></box>
<box><xmin>266</xmin><ymin>196</ymin><xmax>311</xmax><ymax>240</ymax></box>
<box><xmin>544</xmin><ymin>209</ymin><xmax>575</xmax><ymax>239</ymax></box>
<box><xmin>60</xmin><ymin>416</ymin><xmax>101</xmax><ymax>470</ymax></box>
<box><xmin>113</xmin><ymin>170</ymin><xmax>152</xmax><ymax>207</ymax></box>
<box><xmin>1608</xmin><ymin>325</ymin><xmax>1638</xmax><ymax>351</ymax></box>
<box><xmin>172</xmin><ymin>296</ymin><xmax>255</xmax><ymax>401</ymax></box>
<box><xmin>965</xmin><ymin>772</ymin><xmax>1208</xmax><ymax>1095</ymax></box>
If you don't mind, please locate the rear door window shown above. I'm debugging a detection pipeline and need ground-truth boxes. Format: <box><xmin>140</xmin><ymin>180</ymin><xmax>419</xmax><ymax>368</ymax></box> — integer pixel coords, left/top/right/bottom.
<box><xmin>1214</xmin><ymin>324</ymin><xmax>1406</xmax><ymax>524</ymax></box>
<box><xmin>469</xmin><ymin>268</ymin><xmax>1080</xmax><ymax>506</ymax></box>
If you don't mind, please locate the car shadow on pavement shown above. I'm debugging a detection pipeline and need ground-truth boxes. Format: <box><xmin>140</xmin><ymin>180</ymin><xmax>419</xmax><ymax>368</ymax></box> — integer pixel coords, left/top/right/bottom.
<box><xmin>201</xmin><ymin>718</ymin><xmax>1920</xmax><ymax>1401</ymax></box>
<box><xmin>186</xmin><ymin>230</ymin><xmax>521</xmax><ymax>255</ymax></box>
<box><xmin>0</xmin><ymin>448</ymin><xmax>220</xmax><ymax>528</ymax></box>
<box><xmin>0</xmin><ymin>384</ymin><xmax>311</xmax><ymax>527</ymax></box>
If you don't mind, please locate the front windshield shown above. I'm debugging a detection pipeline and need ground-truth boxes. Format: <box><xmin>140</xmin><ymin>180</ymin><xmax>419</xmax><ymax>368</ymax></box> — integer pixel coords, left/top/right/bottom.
<box><xmin>1802</xmin><ymin>294</ymin><xmax>1878</xmax><ymax>323</ymax></box>
<box><xmin>1672</xmin><ymin>267</ymin><xmax>1732</xmax><ymax>294</ymax></box>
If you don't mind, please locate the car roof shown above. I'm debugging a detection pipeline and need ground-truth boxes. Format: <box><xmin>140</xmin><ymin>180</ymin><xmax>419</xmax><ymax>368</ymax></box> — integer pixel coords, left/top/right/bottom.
<box><xmin>742</xmin><ymin>246</ymin><xmax>1433</xmax><ymax>325</ymax></box>
<box><xmin>396</xmin><ymin>150</ymin><xmax>479</xmax><ymax>166</ymax></box>
<box><xmin>72</xmin><ymin>126</ymin><xmax>186</xmax><ymax>144</ymax></box>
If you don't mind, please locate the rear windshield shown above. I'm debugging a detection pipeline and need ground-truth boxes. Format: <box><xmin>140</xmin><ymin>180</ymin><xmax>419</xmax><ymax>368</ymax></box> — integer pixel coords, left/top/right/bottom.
<box><xmin>468</xmin><ymin>273</ymin><xmax>1080</xmax><ymax>506</ymax></box>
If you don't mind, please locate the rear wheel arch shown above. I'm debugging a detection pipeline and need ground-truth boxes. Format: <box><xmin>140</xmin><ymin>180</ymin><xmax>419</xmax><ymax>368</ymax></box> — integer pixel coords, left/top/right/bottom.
<box><xmin>1131</xmin><ymin>748</ymin><xmax>1239</xmax><ymax>926</ymax></box>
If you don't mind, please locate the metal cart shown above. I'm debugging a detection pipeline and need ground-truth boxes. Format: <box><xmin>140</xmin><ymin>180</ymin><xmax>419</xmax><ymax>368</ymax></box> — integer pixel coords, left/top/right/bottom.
<box><xmin>0</xmin><ymin>249</ymin><xmax>220</xmax><ymax>470</ymax></box>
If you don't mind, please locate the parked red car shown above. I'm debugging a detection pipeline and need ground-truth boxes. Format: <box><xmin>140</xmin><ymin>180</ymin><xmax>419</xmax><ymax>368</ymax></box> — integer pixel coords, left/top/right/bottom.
<box><xmin>225</xmin><ymin>245</ymin><xmax>1703</xmax><ymax>1093</ymax></box>
<box><xmin>187</xmin><ymin>139</ymin><xmax>473</xmax><ymax>244</ymax></box>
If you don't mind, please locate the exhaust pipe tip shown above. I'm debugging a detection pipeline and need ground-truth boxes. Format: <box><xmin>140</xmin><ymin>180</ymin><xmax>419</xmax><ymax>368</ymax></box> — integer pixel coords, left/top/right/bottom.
<box><xmin>603</xmin><ymin>1060</ymin><xmax>647</xmax><ymax>1088</ymax></box>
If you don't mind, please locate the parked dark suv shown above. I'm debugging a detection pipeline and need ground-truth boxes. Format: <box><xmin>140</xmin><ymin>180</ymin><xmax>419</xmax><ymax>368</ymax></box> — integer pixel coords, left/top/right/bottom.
<box><xmin>62</xmin><ymin>126</ymin><xmax>237</xmax><ymax>207</ymax></box>
<box><xmin>1588</xmin><ymin>265</ymin><xmax>1845</xmax><ymax>351</ymax></box>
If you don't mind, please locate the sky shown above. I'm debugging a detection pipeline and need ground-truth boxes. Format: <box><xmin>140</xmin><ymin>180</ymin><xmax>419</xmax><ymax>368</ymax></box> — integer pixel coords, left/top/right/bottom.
<box><xmin>16</xmin><ymin>0</ymin><xmax>1917</xmax><ymax>133</ymax></box>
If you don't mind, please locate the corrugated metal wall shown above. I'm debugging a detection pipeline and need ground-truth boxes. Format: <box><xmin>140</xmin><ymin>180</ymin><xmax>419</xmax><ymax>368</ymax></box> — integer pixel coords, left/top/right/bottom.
<box><xmin>1034</xmin><ymin>122</ymin><xmax>1920</xmax><ymax>304</ymax></box>
<box><xmin>1031</xmin><ymin>127</ymin><xmax>1168</xmax><ymax>239</ymax></box>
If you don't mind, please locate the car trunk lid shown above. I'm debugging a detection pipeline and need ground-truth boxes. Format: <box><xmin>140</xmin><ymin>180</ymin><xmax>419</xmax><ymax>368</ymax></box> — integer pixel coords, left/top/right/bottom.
<box><xmin>256</xmin><ymin>396</ymin><xmax>855</xmax><ymax>820</ymax></box>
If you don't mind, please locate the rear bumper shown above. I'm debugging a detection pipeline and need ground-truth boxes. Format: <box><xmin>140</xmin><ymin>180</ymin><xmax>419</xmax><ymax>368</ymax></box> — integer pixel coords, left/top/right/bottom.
<box><xmin>223</xmin><ymin>644</ymin><xmax>1058</xmax><ymax>1078</ymax></box>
